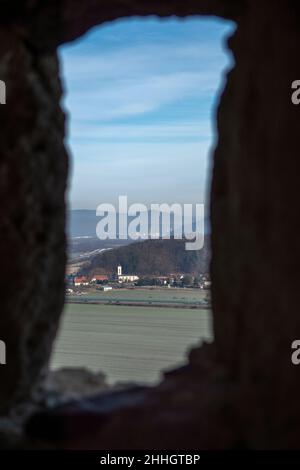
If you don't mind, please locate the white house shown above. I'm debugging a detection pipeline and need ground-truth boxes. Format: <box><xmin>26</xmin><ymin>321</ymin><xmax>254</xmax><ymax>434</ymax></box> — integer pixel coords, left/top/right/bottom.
<box><xmin>74</xmin><ymin>276</ymin><xmax>89</xmax><ymax>286</ymax></box>
<box><xmin>117</xmin><ymin>265</ymin><xmax>139</xmax><ymax>283</ymax></box>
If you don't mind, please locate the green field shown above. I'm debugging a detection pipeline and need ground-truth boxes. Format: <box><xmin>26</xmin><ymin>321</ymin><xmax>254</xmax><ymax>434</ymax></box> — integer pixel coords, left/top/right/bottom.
<box><xmin>51</xmin><ymin>302</ymin><xmax>212</xmax><ymax>385</ymax></box>
<box><xmin>67</xmin><ymin>287</ymin><xmax>210</xmax><ymax>307</ymax></box>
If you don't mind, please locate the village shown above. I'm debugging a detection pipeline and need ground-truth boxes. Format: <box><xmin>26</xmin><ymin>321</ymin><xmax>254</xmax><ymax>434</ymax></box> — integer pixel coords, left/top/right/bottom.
<box><xmin>65</xmin><ymin>264</ymin><xmax>211</xmax><ymax>296</ymax></box>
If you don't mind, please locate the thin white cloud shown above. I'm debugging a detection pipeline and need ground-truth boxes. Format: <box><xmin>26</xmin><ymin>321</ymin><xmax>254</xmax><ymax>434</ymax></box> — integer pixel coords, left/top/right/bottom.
<box><xmin>70</xmin><ymin>121</ymin><xmax>212</xmax><ymax>141</ymax></box>
<box><xmin>61</xmin><ymin>42</ymin><xmax>228</xmax><ymax>84</ymax></box>
<box><xmin>61</xmin><ymin>39</ymin><xmax>231</xmax><ymax>122</ymax></box>
<box><xmin>64</xmin><ymin>71</ymin><xmax>220</xmax><ymax>121</ymax></box>
<box><xmin>60</xmin><ymin>18</ymin><xmax>234</xmax><ymax>208</ymax></box>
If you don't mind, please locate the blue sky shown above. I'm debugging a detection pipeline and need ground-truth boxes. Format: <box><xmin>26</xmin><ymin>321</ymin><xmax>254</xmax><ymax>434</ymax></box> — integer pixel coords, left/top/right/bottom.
<box><xmin>59</xmin><ymin>17</ymin><xmax>235</xmax><ymax>210</ymax></box>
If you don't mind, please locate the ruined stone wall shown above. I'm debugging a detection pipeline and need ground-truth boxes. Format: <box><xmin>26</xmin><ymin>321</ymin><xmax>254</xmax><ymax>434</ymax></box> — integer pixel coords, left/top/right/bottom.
<box><xmin>211</xmin><ymin>1</ymin><xmax>300</xmax><ymax>447</ymax></box>
<box><xmin>1</xmin><ymin>0</ymin><xmax>300</xmax><ymax>449</ymax></box>
<box><xmin>0</xmin><ymin>26</ymin><xmax>67</xmax><ymax>412</ymax></box>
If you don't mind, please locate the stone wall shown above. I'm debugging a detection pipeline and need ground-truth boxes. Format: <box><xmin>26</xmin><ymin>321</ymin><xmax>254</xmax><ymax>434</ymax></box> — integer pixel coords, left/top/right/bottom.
<box><xmin>0</xmin><ymin>26</ymin><xmax>67</xmax><ymax>412</ymax></box>
<box><xmin>1</xmin><ymin>0</ymin><xmax>300</xmax><ymax>448</ymax></box>
<box><xmin>211</xmin><ymin>1</ymin><xmax>300</xmax><ymax>447</ymax></box>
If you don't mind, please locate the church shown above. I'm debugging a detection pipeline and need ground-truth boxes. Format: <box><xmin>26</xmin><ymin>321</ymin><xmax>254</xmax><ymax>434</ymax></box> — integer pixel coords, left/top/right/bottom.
<box><xmin>117</xmin><ymin>265</ymin><xmax>139</xmax><ymax>283</ymax></box>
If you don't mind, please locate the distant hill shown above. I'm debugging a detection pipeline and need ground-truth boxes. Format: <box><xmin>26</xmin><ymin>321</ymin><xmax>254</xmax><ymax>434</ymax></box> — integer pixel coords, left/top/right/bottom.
<box><xmin>80</xmin><ymin>236</ymin><xmax>210</xmax><ymax>277</ymax></box>
<box><xmin>67</xmin><ymin>210</ymin><xmax>97</xmax><ymax>239</ymax></box>
<box><xmin>67</xmin><ymin>209</ymin><xmax>210</xmax><ymax>239</ymax></box>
